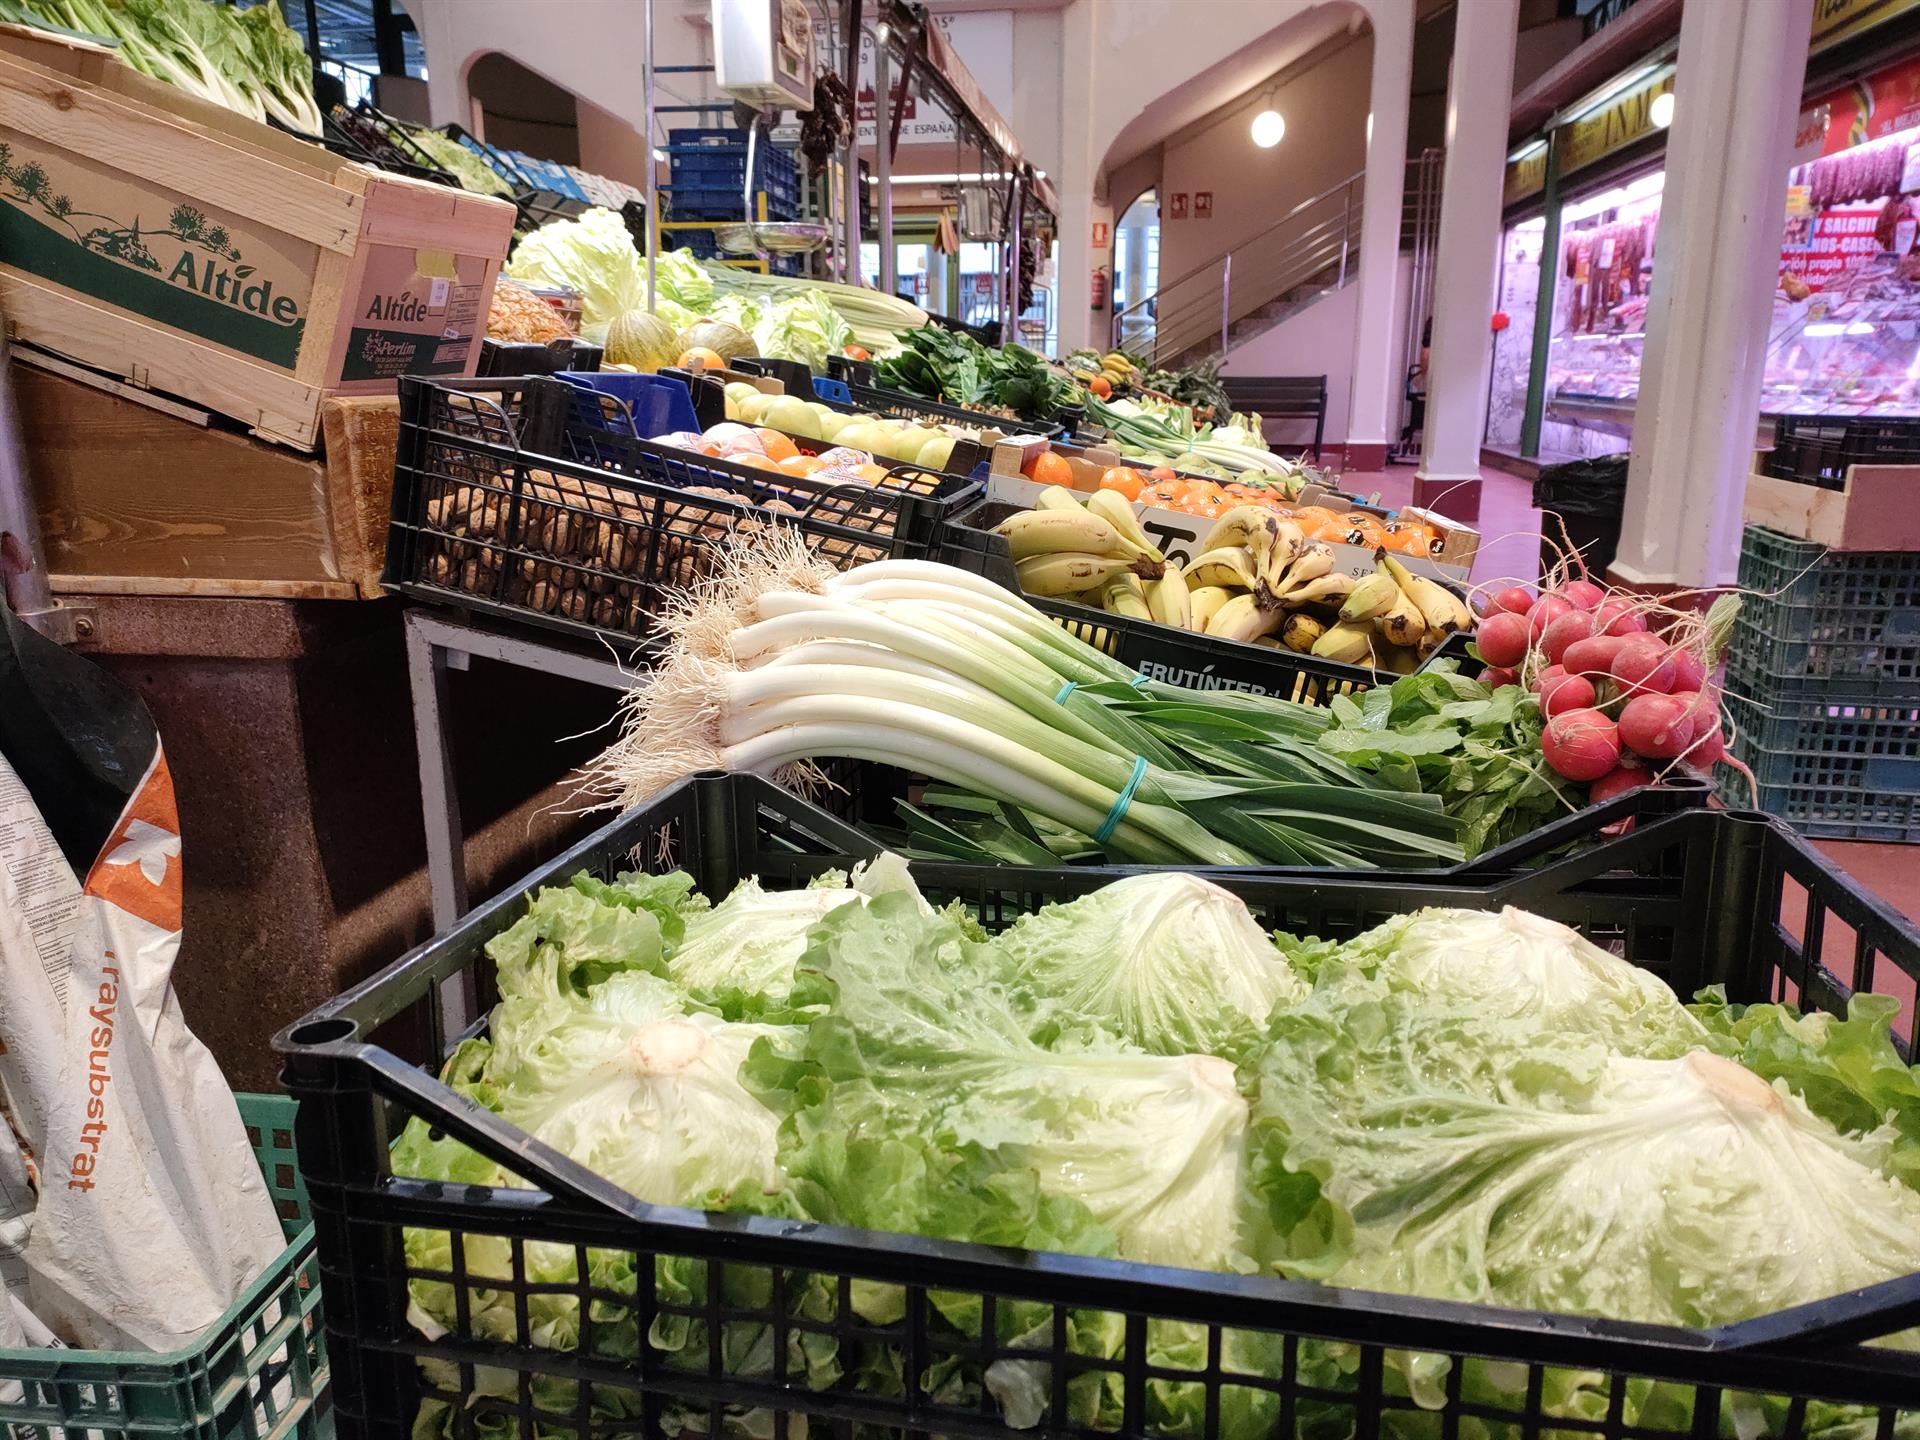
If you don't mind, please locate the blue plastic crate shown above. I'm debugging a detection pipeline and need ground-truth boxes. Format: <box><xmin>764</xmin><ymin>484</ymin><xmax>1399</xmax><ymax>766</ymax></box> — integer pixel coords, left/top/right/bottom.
<box><xmin>1719</xmin><ymin>687</ymin><xmax>1920</xmax><ymax>841</ymax></box>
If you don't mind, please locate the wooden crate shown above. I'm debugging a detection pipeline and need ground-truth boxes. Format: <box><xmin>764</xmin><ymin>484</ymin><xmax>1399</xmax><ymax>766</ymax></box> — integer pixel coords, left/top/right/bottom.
<box><xmin>17</xmin><ymin>355</ymin><xmax>396</xmax><ymax>598</ymax></box>
<box><xmin>0</xmin><ymin>24</ymin><xmax>517</xmax><ymax>450</ymax></box>
<box><xmin>1743</xmin><ymin>465</ymin><xmax>1920</xmax><ymax>552</ymax></box>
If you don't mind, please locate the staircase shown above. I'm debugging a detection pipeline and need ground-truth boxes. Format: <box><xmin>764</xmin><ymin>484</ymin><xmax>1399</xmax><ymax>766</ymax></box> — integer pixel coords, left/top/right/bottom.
<box><xmin>1116</xmin><ymin>152</ymin><xmax>1441</xmax><ymax>372</ymax></box>
<box><xmin>1114</xmin><ymin>172</ymin><xmax>1363</xmax><ymax>370</ymax></box>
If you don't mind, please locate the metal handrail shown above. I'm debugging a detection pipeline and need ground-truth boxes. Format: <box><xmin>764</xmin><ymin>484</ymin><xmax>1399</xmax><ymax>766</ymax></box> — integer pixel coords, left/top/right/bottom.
<box><xmin>1113</xmin><ymin>172</ymin><xmax>1366</xmax><ymax>364</ymax></box>
<box><xmin>1131</xmin><ymin>194</ymin><xmax>1363</xmax><ymax>364</ymax></box>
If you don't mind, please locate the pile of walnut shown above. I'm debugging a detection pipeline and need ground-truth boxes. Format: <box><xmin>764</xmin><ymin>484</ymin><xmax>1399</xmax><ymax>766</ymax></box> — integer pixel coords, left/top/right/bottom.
<box><xmin>418</xmin><ymin>467</ymin><xmax>889</xmax><ymax>635</ymax></box>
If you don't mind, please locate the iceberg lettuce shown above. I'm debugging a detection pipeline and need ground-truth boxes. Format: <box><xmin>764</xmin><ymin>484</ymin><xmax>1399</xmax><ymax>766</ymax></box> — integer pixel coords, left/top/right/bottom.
<box><xmin>988</xmin><ymin>872</ymin><xmax>1307</xmax><ymax>1057</ymax></box>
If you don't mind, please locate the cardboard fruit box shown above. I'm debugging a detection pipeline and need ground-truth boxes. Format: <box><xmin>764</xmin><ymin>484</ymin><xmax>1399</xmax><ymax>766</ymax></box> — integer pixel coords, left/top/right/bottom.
<box><xmin>0</xmin><ymin>24</ymin><xmax>517</xmax><ymax>450</ymax></box>
<box><xmin>988</xmin><ymin>439</ymin><xmax>1477</xmax><ymax>581</ymax></box>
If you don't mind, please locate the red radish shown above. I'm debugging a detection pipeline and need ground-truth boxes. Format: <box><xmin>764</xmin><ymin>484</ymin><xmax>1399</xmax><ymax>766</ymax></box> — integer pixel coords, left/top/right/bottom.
<box><xmin>1595</xmin><ymin>598</ymin><xmax>1649</xmax><ymax>637</ymax></box>
<box><xmin>1476</xmin><ymin>611</ymin><xmax>1529</xmax><ymax>667</ymax></box>
<box><xmin>1589</xmin><ymin>764</ymin><xmax>1652</xmax><ymax>803</ymax></box>
<box><xmin>1479</xmin><ymin>665</ymin><xmax>1521</xmax><ymax>688</ymax></box>
<box><xmin>1611</xmin><ymin>637</ymin><xmax>1679</xmax><ymax>695</ymax></box>
<box><xmin>1542</xmin><ymin>707</ymin><xmax>1621</xmax><ymax>782</ymax></box>
<box><xmin>1541</xmin><ymin>610</ymin><xmax>1596</xmax><ymax>665</ymax></box>
<box><xmin>1531</xmin><ymin>662</ymin><xmax>1568</xmax><ymax>695</ymax></box>
<box><xmin>1527</xmin><ymin>594</ymin><xmax>1574</xmax><ymax>640</ymax></box>
<box><xmin>1489</xmin><ymin>586</ymin><xmax>1536</xmax><ymax>616</ymax></box>
<box><xmin>1618</xmin><ymin>693</ymin><xmax>1693</xmax><ymax>758</ymax></box>
<box><xmin>1561</xmin><ymin>634</ymin><xmax>1626</xmax><ymax>679</ymax></box>
<box><xmin>1690</xmin><ymin>724</ymin><xmax>1726</xmax><ymax>766</ymax></box>
<box><xmin>1560</xmin><ymin>579</ymin><xmax>1607</xmax><ymax>611</ymax></box>
<box><xmin>1541</xmin><ymin>671</ymin><xmax>1597</xmax><ymax>717</ymax></box>
<box><xmin>1669</xmin><ymin>647</ymin><xmax>1706</xmax><ymax>691</ymax></box>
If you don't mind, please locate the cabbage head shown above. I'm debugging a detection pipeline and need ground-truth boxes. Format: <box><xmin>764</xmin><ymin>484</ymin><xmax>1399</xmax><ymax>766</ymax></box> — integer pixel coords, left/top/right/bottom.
<box><xmin>506</xmin><ymin>208</ymin><xmax>647</xmax><ymax>342</ymax></box>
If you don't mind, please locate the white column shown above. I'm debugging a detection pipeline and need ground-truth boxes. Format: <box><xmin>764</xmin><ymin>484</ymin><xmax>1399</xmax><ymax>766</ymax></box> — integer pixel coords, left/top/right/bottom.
<box><xmin>1416</xmin><ymin>0</ymin><xmax>1519</xmax><ymax>517</ymax></box>
<box><xmin>1344</xmin><ymin>0</ymin><xmax>1415</xmax><ymax>467</ymax></box>
<box><xmin>1611</xmin><ymin>0</ymin><xmax>1814</xmax><ymax>588</ymax></box>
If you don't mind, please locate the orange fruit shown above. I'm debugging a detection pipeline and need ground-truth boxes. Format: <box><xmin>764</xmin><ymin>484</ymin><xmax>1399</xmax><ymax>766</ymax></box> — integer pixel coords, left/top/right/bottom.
<box><xmin>1149</xmin><ymin>466</ymin><xmax>1178</xmax><ymax>481</ymax></box>
<box><xmin>1088</xmin><ymin>376</ymin><xmax>1112</xmax><ymax>398</ymax></box>
<box><xmin>678</xmin><ymin>346</ymin><xmax>726</xmax><ymax>371</ymax></box>
<box><xmin>755</xmin><ymin>429</ymin><xmax>800</xmax><ymax>461</ymax></box>
<box><xmin>734</xmin><ymin>453</ymin><xmax>783</xmax><ymax>472</ymax></box>
<box><xmin>1383</xmin><ymin>522</ymin><xmax>1438</xmax><ymax>556</ymax></box>
<box><xmin>1027</xmin><ymin>451</ymin><xmax>1074</xmax><ymax>489</ymax></box>
<box><xmin>843</xmin><ymin>344</ymin><xmax>871</xmax><ymax>361</ymax></box>
<box><xmin>778</xmin><ymin>454</ymin><xmax>825</xmax><ymax>478</ymax></box>
<box><xmin>857</xmin><ymin>462</ymin><xmax>892</xmax><ymax>485</ymax></box>
<box><xmin>1097</xmin><ymin>466</ymin><xmax>1143</xmax><ymax>501</ymax></box>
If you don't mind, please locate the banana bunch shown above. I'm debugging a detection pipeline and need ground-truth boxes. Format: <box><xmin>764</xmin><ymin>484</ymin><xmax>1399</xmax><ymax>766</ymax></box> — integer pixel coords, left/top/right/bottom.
<box><xmin>1098</xmin><ymin>351</ymin><xmax>1139</xmax><ymax>391</ymax></box>
<box><xmin>1177</xmin><ymin>505</ymin><xmax>1360</xmax><ymax>646</ymax></box>
<box><xmin>1314</xmin><ymin>551</ymin><xmax>1473</xmax><ymax>670</ymax></box>
<box><xmin>993</xmin><ymin>486</ymin><xmax>1180</xmax><ymax>613</ymax></box>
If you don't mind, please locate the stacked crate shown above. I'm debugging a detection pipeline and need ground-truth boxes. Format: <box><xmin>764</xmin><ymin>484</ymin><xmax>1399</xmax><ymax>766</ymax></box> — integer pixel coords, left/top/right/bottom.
<box><xmin>664</xmin><ymin>127</ymin><xmax>798</xmax><ymax>228</ymax></box>
<box><xmin>1722</xmin><ymin>523</ymin><xmax>1920</xmax><ymax>839</ymax></box>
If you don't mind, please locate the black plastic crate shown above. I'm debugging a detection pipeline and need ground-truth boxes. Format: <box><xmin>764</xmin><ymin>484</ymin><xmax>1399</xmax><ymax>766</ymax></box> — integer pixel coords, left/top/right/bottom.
<box><xmin>939</xmin><ymin>497</ymin><xmax>1475</xmax><ymax>700</ymax></box>
<box><xmin>1725</xmin><ymin>525</ymin><xmax>1920</xmax><ymax>697</ymax></box>
<box><xmin>1721</xmin><ymin>688</ymin><xmax>1920</xmax><ymax>841</ymax></box>
<box><xmin>1763</xmin><ymin>413</ymin><xmax>1920</xmax><ymax>488</ymax></box>
<box><xmin>279</xmin><ymin>779</ymin><xmax>1920</xmax><ymax>1440</ymax></box>
<box><xmin>381</xmin><ymin>377</ymin><xmax>974</xmax><ymax>650</ymax></box>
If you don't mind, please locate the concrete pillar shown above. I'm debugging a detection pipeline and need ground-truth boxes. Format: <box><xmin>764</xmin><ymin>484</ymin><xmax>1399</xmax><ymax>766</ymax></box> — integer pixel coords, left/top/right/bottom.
<box><xmin>1414</xmin><ymin>0</ymin><xmax>1519</xmax><ymax>521</ymax></box>
<box><xmin>1343</xmin><ymin>3</ymin><xmax>1414</xmax><ymax>470</ymax></box>
<box><xmin>1609</xmin><ymin>0</ymin><xmax>1814</xmax><ymax>589</ymax></box>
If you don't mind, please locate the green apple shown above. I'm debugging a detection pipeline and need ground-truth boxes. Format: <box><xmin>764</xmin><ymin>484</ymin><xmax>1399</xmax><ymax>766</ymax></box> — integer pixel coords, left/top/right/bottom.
<box><xmin>724</xmin><ymin>381</ymin><xmax>759</xmax><ymax>406</ymax></box>
<box><xmin>736</xmin><ymin>391</ymin><xmax>776</xmax><ymax>425</ymax></box>
<box><xmin>817</xmin><ymin>410</ymin><xmax>853</xmax><ymax>440</ymax></box>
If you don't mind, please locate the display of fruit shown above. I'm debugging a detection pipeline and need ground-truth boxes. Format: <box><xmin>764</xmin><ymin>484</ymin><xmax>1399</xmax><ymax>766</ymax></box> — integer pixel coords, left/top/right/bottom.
<box><xmin>992</xmin><ymin>493</ymin><xmax>1471</xmax><ymax>673</ymax></box>
<box><xmin>720</xmin><ymin>382</ymin><xmax>980</xmax><ymax>471</ymax></box>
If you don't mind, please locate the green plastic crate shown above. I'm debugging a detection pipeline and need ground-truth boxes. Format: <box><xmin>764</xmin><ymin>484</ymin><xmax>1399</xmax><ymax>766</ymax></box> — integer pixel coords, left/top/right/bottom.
<box><xmin>1718</xmin><ymin>688</ymin><xmax>1920</xmax><ymax>841</ymax></box>
<box><xmin>0</xmin><ymin>1093</ymin><xmax>329</xmax><ymax>1440</ymax></box>
<box><xmin>1725</xmin><ymin>524</ymin><xmax>1920</xmax><ymax>697</ymax></box>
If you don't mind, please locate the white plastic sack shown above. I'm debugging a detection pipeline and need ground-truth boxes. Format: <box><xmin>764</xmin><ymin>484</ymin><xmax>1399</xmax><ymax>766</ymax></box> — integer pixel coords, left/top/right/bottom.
<box><xmin>0</xmin><ymin>675</ymin><xmax>283</xmax><ymax>1351</ymax></box>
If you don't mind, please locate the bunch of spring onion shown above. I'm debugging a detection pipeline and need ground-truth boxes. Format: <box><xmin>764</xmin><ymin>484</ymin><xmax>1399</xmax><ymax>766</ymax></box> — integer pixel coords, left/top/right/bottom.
<box><xmin>589</xmin><ymin>534</ymin><xmax>1465</xmax><ymax>868</ymax></box>
<box><xmin>1086</xmin><ymin>394</ymin><xmax>1298</xmax><ymax>478</ymax></box>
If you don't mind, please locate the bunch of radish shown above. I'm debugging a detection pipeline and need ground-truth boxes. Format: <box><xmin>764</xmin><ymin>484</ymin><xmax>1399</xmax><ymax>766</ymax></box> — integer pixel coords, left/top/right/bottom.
<box><xmin>1472</xmin><ymin>577</ymin><xmax>1749</xmax><ymax>802</ymax></box>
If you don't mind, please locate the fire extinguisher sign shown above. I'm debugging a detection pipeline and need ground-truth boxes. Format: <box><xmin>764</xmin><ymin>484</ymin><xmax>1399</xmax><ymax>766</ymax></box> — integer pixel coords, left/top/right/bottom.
<box><xmin>1091</xmin><ymin>221</ymin><xmax>1110</xmax><ymax>249</ymax></box>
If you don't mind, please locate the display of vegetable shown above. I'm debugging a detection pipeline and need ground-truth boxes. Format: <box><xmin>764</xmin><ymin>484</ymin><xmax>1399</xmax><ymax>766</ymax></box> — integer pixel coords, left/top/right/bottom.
<box><xmin>401</xmin><ymin>127</ymin><xmax>516</xmax><ymax>198</ymax></box>
<box><xmin>507</xmin><ymin>209</ymin><xmax>651</xmax><ymax>344</ymax></box>
<box><xmin>392</xmin><ymin>855</ymin><xmax>1920</xmax><ymax>1440</ymax></box>
<box><xmin>1144</xmin><ymin>356</ymin><xmax>1235</xmax><ymax>421</ymax></box>
<box><xmin>874</xmin><ymin>327</ymin><xmax>1073</xmax><ymax>422</ymax></box>
<box><xmin>1085</xmin><ymin>393</ymin><xmax>1301</xmax><ymax>478</ymax></box>
<box><xmin>591</xmin><ymin>542</ymin><xmax>1477</xmax><ymax>869</ymax></box>
<box><xmin>0</xmin><ymin>0</ymin><xmax>322</xmax><ymax>132</ymax></box>
<box><xmin>1468</xmin><ymin>556</ymin><xmax>1746</xmax><ymax>799</ymax></box>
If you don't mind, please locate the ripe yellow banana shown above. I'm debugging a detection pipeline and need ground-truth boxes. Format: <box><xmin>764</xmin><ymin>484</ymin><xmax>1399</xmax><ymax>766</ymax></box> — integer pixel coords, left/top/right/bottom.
<box><xmin>1200</xmin><ymin>505</ymin><xmax>1282</xmax><ymax>556</ymax></box>
<box><xmin>996</xmin><ymin>508</ymin><xmax>1122</xmax><ymax>559</ymax></box>
<box><xmin>1380</xmin><ymin>552</ymin><xmax>1471</xmax><ymax>633</ymax></box>
<box><xmin>1034</xmin><ymin>485</ymin><xmax>1085</xmax><ymax>514</ymax></box>
<box><xmin>1282</xmin><ymin>572</ymin><xmax>1357</xmax><ymax>607</ymax></box>
<box><xmin>1187</xmin><ymin>584</ymin><xmax>1234</xmax><ymax>632</ymax></box>
<box><xmin>1085</xmin><ymin>487</ymin><xmax>1164</xmax><ymax>561</ymax></box>
<box><xmin>1376</xmin><ymin>586</ymin><xmax>1428</xmax><ymax>648</ymax></box>
<box><xmin>1147</xmin><ymin>567</ymin><xmax>1191</xmax><ymax>629</ymax></box>
<box><xmin>1379</xmin><ymin>642</ymin><xmax>1420</xmax><ymax>674</ymax></box>
<box><xmin>1103</xmin><ymin>571</ymin><xmax>1153</xmax><ymax>620</ymax></box>
<box><xmin>1264</xmin><ymin>543</ymin><xmax>1334</xmax><ymax>603</ymax></box>
<box><xmin>1016</xmin><ymin>552</ymin><xmax>1139</xmax><ymax>597</ymax></box>
<box><xmin>1280</xmin><ymin>612</ymin><xmax>1325</xmax><ymax>653</ymax></box>
<box><xmin>1311</xmin><ymin>619</ymin><xmax>1377</xmax><ymax>665</ymax></box>
<box><xmin>1183</xmin><ymin>547</ymin><xmax>1261</xmax><ymax>591</ymax></box>
<box><xmin>1339</xmin><ymin>571</ymin><xmax>1402</xmax><ymax>623</ymax></box>
<box><xmin>1205</xmin><ymin>592</ymin><xmax>1286</xmax><ymax>643</ymax></box>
